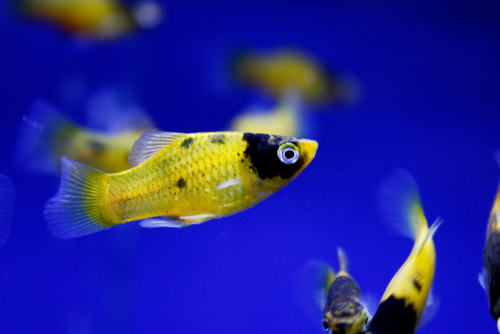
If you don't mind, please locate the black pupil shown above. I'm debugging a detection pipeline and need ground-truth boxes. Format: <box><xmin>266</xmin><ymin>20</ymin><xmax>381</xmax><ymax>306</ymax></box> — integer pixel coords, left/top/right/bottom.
<box><xmin>323</xmin><ymin>320</ymin><xmax>329</xmax><ymax>330</ymax></box>
<box><xmin>284</xmin><ymin>149</ymin><xmax>295</xmax><ymax>160</ymax></box>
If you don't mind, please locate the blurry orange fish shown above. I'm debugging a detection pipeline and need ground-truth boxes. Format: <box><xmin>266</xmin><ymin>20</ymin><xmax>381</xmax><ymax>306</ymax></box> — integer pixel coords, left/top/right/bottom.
<box><xmin>15</xmin><ymin>96</ymin><xmax>156</xmax><ymax>174</ymax></box>
<box><xmin>232</xmin><ymin>49</ymin><xmax>360</xmax><ymax>106</ymax></box>
<box><xmin>18</xmin><ymin>0</ymin><xmax>163</xmax><ymax>41</ymax></box>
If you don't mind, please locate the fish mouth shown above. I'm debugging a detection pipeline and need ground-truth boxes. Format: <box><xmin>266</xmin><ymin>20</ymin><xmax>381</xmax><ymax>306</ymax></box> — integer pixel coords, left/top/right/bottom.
<box><xmin>299</xmin><ymin>139</ymin><xmax>318</xmax><ymax>163</ymax></box>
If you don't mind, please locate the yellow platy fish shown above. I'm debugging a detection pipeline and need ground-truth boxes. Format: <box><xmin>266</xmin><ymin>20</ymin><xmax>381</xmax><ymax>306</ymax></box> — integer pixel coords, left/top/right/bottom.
<box><xmin>232</xmin><ymin>49</ymin><xmax>359</xmax><ymax>106</ymax></box>
<box><xmin>322</xmin><ymin>248</ymin><xmax>372</xmax><ymax>334</ymax></box>
<box><xmin>44</xmin><ymin>132</ymin><xmax>318</xmax><ymax>238</ymax></box>
<box><xmin>15</xmin><ymin>100</ymin><xmax>156</xmax><ymax>174</ymax></box>
<box><xmin>18</xmin><ymin>0</ymin><xmax>162</xmax><ymax>41</ymax></box>
<box><xmin>0</xmin><ymin>174</ymin><xmax>15</xmax><ymax>250</ymax></box>
<box><xmin>368</xmin><ymin>170</ymin><xmax>440</xmax><ymax>334</ymax></box>
<box><xmin>480</xmin><ymin>154</ymin><xmax>500</xmax><ymax>332</ymax></box>
<box><xmin>229</xmin><ymin>95</ymin><xmax>305</xmax><ymax>138</ymax></box>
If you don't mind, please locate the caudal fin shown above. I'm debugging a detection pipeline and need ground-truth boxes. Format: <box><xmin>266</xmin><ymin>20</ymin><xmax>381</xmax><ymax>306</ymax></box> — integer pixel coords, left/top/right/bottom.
<box><xmin>44</xmin><ymin>158</ymin><xmax>114</xmax><ymax>238</ymax></box>
<box><xmin>0</xmin><ymin>175</ymin><xmax>15</xmax><ymax>249</ymax></box>
<box><xmin>378</xmin><ymin>169</ymin><xmax>429</xmax><ymax>241</ymax></box>
<box><xmin>14</xmin><ymin>100</ymin><xmax>76</xmax><ymax>175</ymax></box>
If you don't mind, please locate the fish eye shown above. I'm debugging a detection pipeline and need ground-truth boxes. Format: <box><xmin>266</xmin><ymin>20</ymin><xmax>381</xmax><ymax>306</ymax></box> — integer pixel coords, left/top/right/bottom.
<box><xmin>277</xmin><ymin>143</ymin><xmax>299</xmax><ymax>164</ymax></box>
<box><xmin>322</xmin><ymin>319</ymin><xmax>330</xmax><ymax>333</ymax></box>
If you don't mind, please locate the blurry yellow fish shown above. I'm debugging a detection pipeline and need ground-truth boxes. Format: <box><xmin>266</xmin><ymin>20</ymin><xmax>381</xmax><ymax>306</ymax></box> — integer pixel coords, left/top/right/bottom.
<box><xmin>15</xmin><ymin>100</ymin><xmax>156</xmax><ymax>174</ymax></box>
<box><xmin>480</xmin><ymin>154</ymin><xmax>500</xmax><ymax>332</ymax></box>
<box><xmin>229</xmin><ymin>95</ymin><xmax>305</xmax><ymax>138</ymax></box>
<box><xmin>18</xmin><ymin>0</ymin><xmax>162</xmax><ymax>41</ymax></box>
<box><xmin>368</xmin><ymin>170</ymin><xmax>440</xmax><ymax>334</ymax></box>
<box><xmin>44</xmin><ymin>131</ymin><xmax>318</xmax><ymax>238</ymax></box>
<box><xmin>322</xmin><ymin>248</ymin><xmax>372</xmax><ymax>334</ymax></box>
<box><xmin>232</xmin><ymin>49</ymin><xmax>359</xmax><ymax>106</ymax></box>
<box><xmin>0</xmin><ymin>175</ymin><xmax>15</xmax><ymax>250</ymax></box>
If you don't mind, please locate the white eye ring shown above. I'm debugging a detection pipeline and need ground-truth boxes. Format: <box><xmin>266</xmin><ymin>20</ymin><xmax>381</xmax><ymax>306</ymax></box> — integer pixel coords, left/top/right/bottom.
<box><xmin>278</xmin><ymin>143</ymin><xmax>299</xmax><ymax>164</ymax></box>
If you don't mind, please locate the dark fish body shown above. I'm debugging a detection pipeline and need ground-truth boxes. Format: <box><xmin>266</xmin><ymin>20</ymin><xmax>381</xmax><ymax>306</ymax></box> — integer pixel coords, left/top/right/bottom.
<box><xmin>367</xmin><ymin>296</ymin><xmax>416</xmax><ymax>334</ymax></box>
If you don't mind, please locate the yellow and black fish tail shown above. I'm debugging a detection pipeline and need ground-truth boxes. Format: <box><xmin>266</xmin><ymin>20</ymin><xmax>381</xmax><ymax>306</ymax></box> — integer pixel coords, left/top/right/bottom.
<box><xmin>44</xmin><ymin>157</ymin><xmax>115</xmax><ymax>239</ymax></box>
<box><xmin>14</xmin><ymin>100</ymin><xmax>77</xmax><ymax>175</ymax></box>
<box><xmin>0</xmin><ymin>175</ymin><xmax>15</xmax><ymax>250</ymax></box>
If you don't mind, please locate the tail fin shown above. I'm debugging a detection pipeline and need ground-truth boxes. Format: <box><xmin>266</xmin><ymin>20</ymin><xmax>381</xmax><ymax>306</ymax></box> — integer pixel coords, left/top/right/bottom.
<box><xmin>337</xmin><ymin>247</ymin><xmax>349</xmax><ymax>274</ymax></box>
<box><xmin>44</xmin><ymin>158</ymin><xmax>114</xmax><ymax>238</ymax></box>
<box><xmin>14</xmin><ymin>100</ymin><xmax>76</xmax><ymax>175</ymax></box>
<box><xmin>378</xmin><ymin>169</ymin><xmax>428</xmax><ymax>241</ymax></box>
<box><xmin>0</xmin><ymin>175</ymin><xmax>15</xmax><ymax>249</ymax></box>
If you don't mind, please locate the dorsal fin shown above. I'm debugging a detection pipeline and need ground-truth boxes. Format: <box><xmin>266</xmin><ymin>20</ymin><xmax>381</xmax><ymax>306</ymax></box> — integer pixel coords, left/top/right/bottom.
<box><xmin>415</xmin><ymin>217</ymin><xmax>442</xmax><ymax>255</ymax></box>
<box><xmin>128</xmin><ymin>131</ymin><xmax>184</xmax><ymax>167</ymax></box>
<box><xmin>337</xmin><ymin>247</ymin><xmax>349</xmax><ymax>274</ymax></box>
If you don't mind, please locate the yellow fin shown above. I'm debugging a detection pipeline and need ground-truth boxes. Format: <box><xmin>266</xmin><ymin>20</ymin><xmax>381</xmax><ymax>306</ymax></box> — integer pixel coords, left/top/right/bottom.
<box><xmin>128</xmin><ymin>131</ymin><xmax>184</xmax><ymax>167</ymax></box>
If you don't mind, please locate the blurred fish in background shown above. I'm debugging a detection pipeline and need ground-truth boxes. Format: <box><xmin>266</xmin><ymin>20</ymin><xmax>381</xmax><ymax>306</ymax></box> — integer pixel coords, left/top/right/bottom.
<box><xmin>228</xmin><ymin>94</ymin><xmax>309</xmax><ymax>138</ymax></box>
<box><xmin>480</xmin><ymin>154</ymin><xmax>500</xmax><ymax>333</ymax></box>
<box><xmin>0</xmin><ymin>175</ymin><xmax>15</xmax><ymax>250</ymax></box>
<box><xmin>368</xmin><ymin>170</ymin><xmax>440</xmax><ymax>334</ymax></box>
<box><xmin>44</xmin><ymin>132</ymin><xmax>318</xmax><ymax>238</ymax></box>
<box><xmin>15</xmin><ymin>0</ymin><xmax>163</xmax><ymax>42</ymax></box>
<box><xmin>297</xmin><ymin>250</ymin><xmax>373</xmax><ymax>334</ymax></box>
<box><xmin>230</xmin><ymin>48</ymin><xmax>360</xmax><ymax>107</ymax></box>
<box><xmin>14</xmin><ymin>88</ymin><xmax>157</xmax><ymax>174</ymax></box>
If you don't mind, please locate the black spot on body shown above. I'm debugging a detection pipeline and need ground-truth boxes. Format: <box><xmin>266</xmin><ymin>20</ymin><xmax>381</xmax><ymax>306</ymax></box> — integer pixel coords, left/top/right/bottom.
<box><xmin>180</xmin><ymin>137</ymin><xmax>194</xmax><ymax>148</ymax></box>
<box><xmin>88</xmin><ymin>140</ymin><xmax>106</xmax><ymax>154</ymax></box>
<box><xmin>210</xmin><ymin>134</ymin><xmax>226</xmax><ymax>144</ymax></box>
<box><xmin>367</xmin><ymin>296</ymin><xmax>417</xmax><ymax>334</ymax></box>
<box><xmin>412</xmin><ymin>279</ymin><xmax>422</xmax><ymax>292</ymax></box>
<box><xmin>242</xmin><ymin>133</ymin><xmax>304</xmax><ymax>180</ymax></box>
<box><xmin>178</xmin><ymin>178</ymin><xmax>186</xmax><ymax>188</ymax></box>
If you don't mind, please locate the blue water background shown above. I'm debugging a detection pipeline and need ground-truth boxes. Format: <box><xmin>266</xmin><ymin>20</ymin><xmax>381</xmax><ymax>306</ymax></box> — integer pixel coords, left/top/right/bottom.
<box><xmin>0</xmin><ymin>1</ymin><xmax>499</xmax><ymax>333</ymax></box>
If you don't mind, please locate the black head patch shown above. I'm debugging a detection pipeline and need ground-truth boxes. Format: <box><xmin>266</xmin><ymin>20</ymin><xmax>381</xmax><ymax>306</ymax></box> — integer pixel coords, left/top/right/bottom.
<box><xmin>242</xmin><ymin>133</ymin><xmax>305</xmax><ymax>180</ymax></box>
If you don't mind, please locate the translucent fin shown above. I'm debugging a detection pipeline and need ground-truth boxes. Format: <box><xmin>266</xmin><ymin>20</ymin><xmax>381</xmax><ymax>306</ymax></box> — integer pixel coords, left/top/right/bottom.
<box><xmin>0</xmin><ymin>175</ymin><xmax>15</xmax><ymax>250</ymax></box>
<box><xmin>14</xmin><ymin>100</ymin><xmax>76</xmax><ymax>175</ymax></box>
<box><xmin>128</xmin><ymin>131</ymin><xmax>184</xmax><ymax>167</ymax></box>
<box><xmin>44</xmin><ymin>158</ymin><xmax>112</xmax><ymax>239</ymax></box>
<box><xmin>415</xmin><ymin>217</ymin><xmax>442</xmax><ymax>255</ymax></box>
<box><xmin>86</xmin><ymin>88</ymin><xmax>156</xmax><ymax>133</ymax></box>
<box><xmin>415</xmin><ymin>289</ymin><xmax>439</xmax><ymax>331</ymax></box>
<box><xmin>139</xmin><ymin>217</ymin><xmax>187</xmax><ymax>228</ymax></box>
<box><xmin>179</xmin><ymin>214</ymin><xmax>215</xmax><ymax>225</ymax></box>
<box><xmin>478</xmin><ymin>272</ymin><xmax>486</xmax><ymax>291</ymax></box>
<box><xmin>215</xmin><ymin>178</ymin><xmax>242</xmax><ymax>190</ymax></box>
<box><xmin>378</xmin><ymin>169</ymin><xmax>426</xmax><ymax>241</ymax></box>
<box><xmin>361</xmin><ymin>293</ymin><xmax>379</xmax><ymax>320</ymax></box>
<box><xmin>337</xmin><ymin>247</ymin><xmax>349</xmax><ymax>273</ymax></box>
<box><xmin>295</xmin><ymin>260</ymin><xmax>336</xmax><ymax>329</ymax></box>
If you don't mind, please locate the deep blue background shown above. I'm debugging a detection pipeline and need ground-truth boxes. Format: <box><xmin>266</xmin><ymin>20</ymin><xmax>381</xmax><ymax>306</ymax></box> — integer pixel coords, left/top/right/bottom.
<box><xmin>1</xmin><ymin>1</ymin><xmax>499</xmax><ymax>333</ymax></box>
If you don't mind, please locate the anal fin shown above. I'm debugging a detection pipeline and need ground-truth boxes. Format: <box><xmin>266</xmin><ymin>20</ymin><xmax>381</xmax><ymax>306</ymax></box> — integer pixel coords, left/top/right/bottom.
<box><xmin>139</xmin><ymin>216</ymin><xmax>188</xmax><ymax>228</ymax></box>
